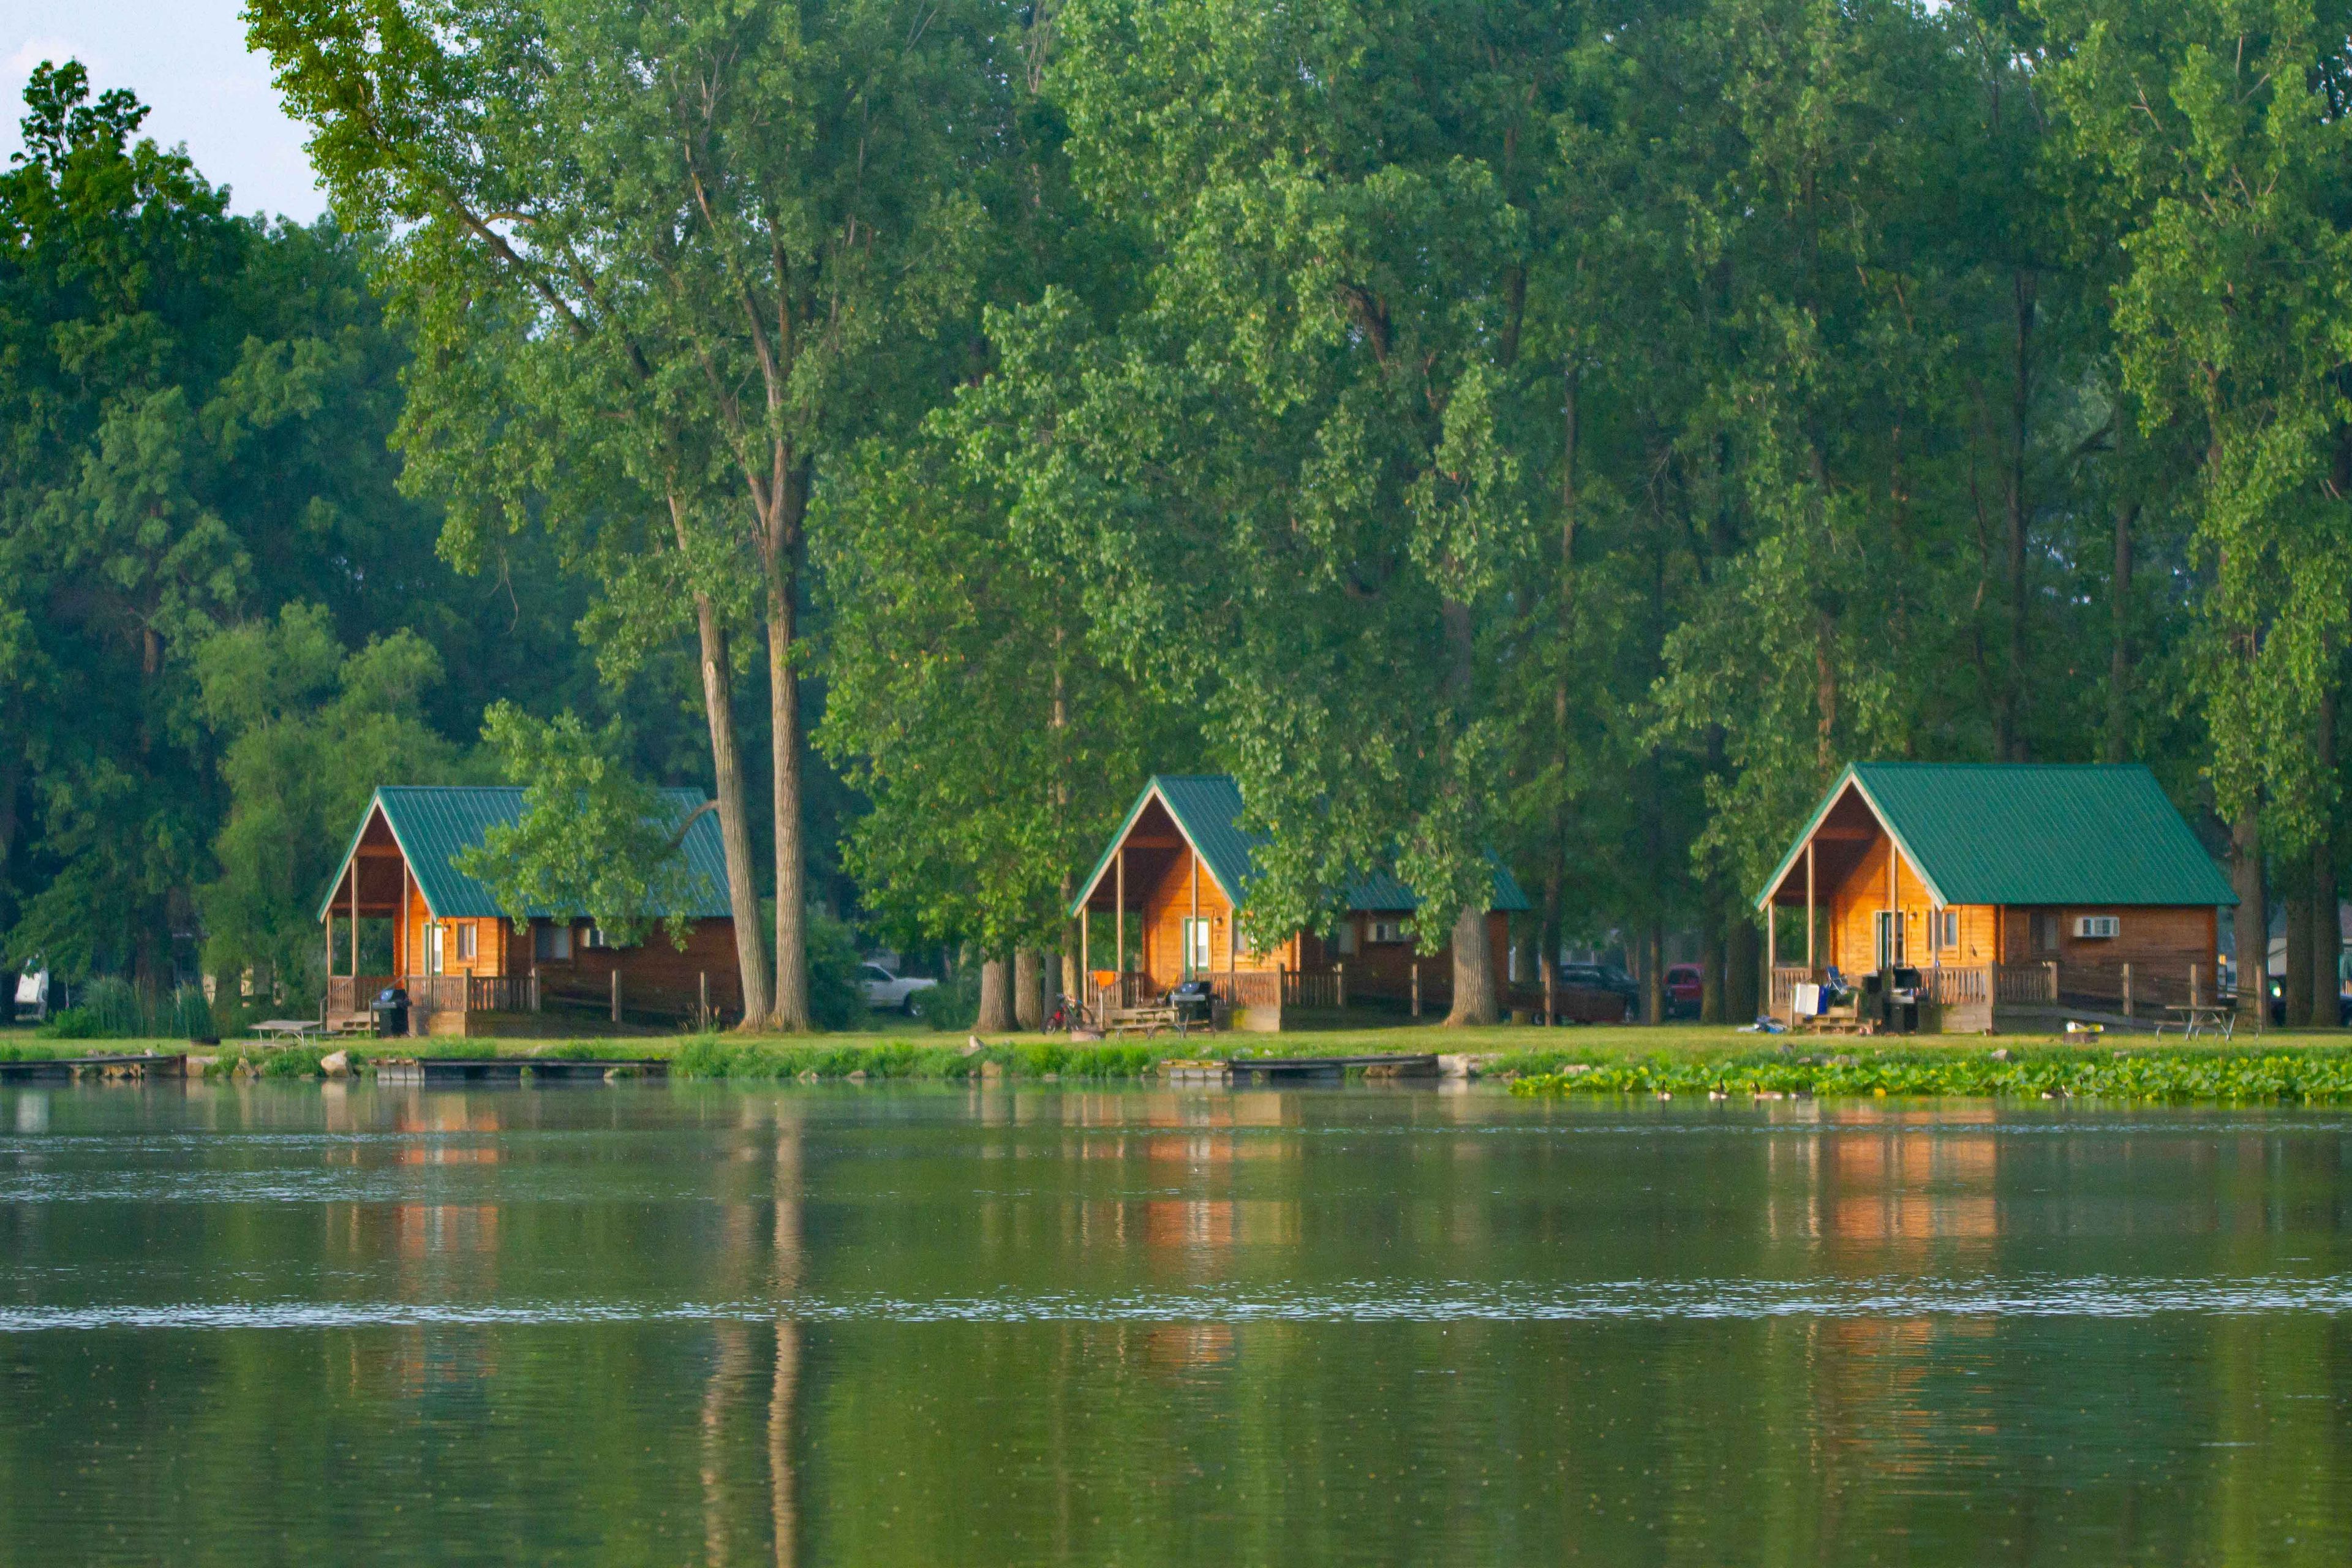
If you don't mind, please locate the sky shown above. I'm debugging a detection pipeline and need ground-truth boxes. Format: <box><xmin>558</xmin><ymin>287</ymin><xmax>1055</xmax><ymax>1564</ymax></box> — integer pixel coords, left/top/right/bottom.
<box><xmin>0</xmin><ymin>0</ymin><xmax>324</xmax><ymax>221</ymax></box>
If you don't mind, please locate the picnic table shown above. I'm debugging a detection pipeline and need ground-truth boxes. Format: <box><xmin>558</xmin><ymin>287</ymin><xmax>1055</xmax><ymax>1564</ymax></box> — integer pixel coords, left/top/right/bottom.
<box><xmin>2158</xmin><ymin>1003</ymin><xmax>2237</xmax><ymax>1041</ymax></box>
<box><xmin>1105</xmin><ymin>1003</ymin><xmax>1201</xmax><ymax>1039</ymax></box>
<box><xmin>247</xmin><ymin>1019</ymin><xmax>325</xmax><ymax>1045</ymax></box>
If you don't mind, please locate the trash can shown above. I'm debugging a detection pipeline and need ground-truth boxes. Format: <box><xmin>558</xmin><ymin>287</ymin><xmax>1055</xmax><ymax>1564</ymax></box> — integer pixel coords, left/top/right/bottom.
<box><xmin>372</xmin><ymin>986</ymin><xmax>410</xmax><ymax>1039</ymax></box>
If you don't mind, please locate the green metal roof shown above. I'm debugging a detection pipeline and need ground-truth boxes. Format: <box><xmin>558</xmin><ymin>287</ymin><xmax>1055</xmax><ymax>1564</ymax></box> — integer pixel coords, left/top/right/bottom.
<box><xmin>1755</xmin><ymin>763</ymin><xmax>2237</xmax><ymax>910</ymax></box>
<box><xmin>317</xmin><ymin>786</ymin><xmax>733</xmax><ymax>922</ymax></box>
<box><xmin>1070</xmin><ymin>774</ymin><xmax>1531</xmax><ymax>916</ymax></box>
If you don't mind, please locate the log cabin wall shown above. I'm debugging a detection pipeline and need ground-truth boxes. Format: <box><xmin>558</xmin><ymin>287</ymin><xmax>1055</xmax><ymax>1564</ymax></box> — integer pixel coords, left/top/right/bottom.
<box><xmin>1997</xmin><ymin>905</ymin><xmax>2215</xmax><ymax>979</ymax></box>
<box><xmin>1825</xmin><ymin>834</ymin><xmax>1997</xmax><ymax>970</ymax></box>
<box><xmin>1136</xmin><ymin>844</ymin><xmax>1287</xmax><ymax>984</ymax></box>
<box><xmin>1320</xmin><ymin>910</ymin><xmax>1512</xmax><ymax>1000</ymax></box>
<box><xmin>530</xmin><ymin>919</ymin><xmax>744</xmax><ymax>1015</ymax></box>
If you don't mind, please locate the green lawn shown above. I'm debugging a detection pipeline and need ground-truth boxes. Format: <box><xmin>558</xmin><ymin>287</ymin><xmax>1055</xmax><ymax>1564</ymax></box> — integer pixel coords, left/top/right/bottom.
<box><xmin>13</xmin><ymin>1014</ymin><xmax>2350</xmax><ymax>1100</ymax></box>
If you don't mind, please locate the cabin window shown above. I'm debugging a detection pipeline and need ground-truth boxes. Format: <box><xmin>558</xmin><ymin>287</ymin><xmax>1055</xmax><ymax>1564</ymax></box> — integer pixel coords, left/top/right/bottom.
<box><xmin>1332</xmin><ymin>921</ymin><xmax>1357</xmax><ymax>957</ymax></box>
<box><xmin>426</xmin><ymin>923</ymin><xmax>445</xmax><ymax>974</ymax></box>
<box><xmin>535</xmin><ymin>923</ymin><xmax>572</xmax><ymax>962</ymax></box>
<box><xmin>1370</xmin><ymin>919</ymin><xmax>1407</xmax><ymax>944</ymax></box>
<box><xmin>456</xmin><ymin>924</ymin><xmax>477</xmax><ymax>962</ymax></box>
<box><xmin>1932</xmin><ymin>910</ymin><xmax>1958</xmax><ymax>951</ymax></box>
<box><xmin>2073</xmin><ymin>914</ymin><xmax>2119</xmax><ymax>940</ymax></box>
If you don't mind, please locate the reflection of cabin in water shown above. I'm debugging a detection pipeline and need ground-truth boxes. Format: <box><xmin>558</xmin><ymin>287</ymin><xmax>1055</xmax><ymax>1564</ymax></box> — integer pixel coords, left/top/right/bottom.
<box><xmin>1757</xmin><ymin>763</ymin><xmax>2236</xmax><ymax>1031</ymax></box>
<box><xmin>1069</xmin><ymin>774</ymin><xmax>1529</xmax><ymax>1030</ymax></box>
<box><xmin>317</xmin><ymin>786</ymin><xmax>741</xmax><ymax>1035</ymax></box>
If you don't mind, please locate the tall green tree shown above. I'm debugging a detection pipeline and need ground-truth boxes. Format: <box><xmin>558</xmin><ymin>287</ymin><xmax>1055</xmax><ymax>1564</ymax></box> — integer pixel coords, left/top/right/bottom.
<box><xmin>195</xmin><ymin>604</ymin><xmax>462</xmax><ymax>1002</ymax></box>
<box><xmin>249</xmin><ymin>0</ymin><xmax>1012</xmax><ymax>1028</ymax></box>
<box><xmin>2039</xmin><ymin>0</ymin><xmax>2352</xmax><ymax>1022</ymax></box>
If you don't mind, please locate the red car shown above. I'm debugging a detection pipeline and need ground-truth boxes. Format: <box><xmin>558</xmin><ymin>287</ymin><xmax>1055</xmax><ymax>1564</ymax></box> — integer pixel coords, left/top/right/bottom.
<box><xmin>1664</xmin><ymin>963</ymin><xmax>1703</xmax><ymax>1020</ymax></box>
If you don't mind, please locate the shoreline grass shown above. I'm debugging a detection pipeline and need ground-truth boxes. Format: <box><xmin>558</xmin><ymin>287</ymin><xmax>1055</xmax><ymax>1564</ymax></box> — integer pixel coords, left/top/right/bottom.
<box><xmin>13</xmin><ymin>1020</ymin><xmax>2352</xmax><ymax>1101</ymax></box>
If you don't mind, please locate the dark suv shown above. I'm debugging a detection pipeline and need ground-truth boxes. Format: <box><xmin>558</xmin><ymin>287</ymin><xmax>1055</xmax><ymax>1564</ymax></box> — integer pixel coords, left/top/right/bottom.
<box><xmin>1558</xmin><ymin>962</ymin><xmax>1639</xmax><ymax>1020</ymax></box>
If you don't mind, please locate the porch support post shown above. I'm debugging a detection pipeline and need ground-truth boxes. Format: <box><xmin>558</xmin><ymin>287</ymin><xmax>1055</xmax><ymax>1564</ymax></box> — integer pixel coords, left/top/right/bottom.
<box><xmin>1115</xmin><ymin>849</ymin><xmax>1126</xmax><ymax>982</ymax></box>
<box><xmin>350</xmin><ymin>862</ymin><xmax>360</xmax><ymax>986</ymax></box>
<box><xmin>1805</xmin><ymin>841</ymin><xmax>1816</xmax><ymax>974</ymax></box>
<box><xmin>1885</xmin><ymin>833</ymin><xmax>1898</xmax><ymax>966</ymax></box>
<box><xmin>1189</xmin><ymin>851</ymin><xmax>1200</xmax><ymax>978</ymax></box>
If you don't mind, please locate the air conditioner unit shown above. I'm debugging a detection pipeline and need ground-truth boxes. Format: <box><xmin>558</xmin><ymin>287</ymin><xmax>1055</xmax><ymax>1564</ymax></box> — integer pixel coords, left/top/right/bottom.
<box><xmin>2073</xmin><ymin>915</ymin><xmax>2119</xmax><ymax>940</ymax></box>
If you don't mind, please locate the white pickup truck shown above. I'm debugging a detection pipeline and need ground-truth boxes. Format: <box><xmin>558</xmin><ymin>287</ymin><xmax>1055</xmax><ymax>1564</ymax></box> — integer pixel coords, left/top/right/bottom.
<box><xmin>859</xmin><ymin>963</ymin><xmax>938</xmax><ymax>1017</ymax></box>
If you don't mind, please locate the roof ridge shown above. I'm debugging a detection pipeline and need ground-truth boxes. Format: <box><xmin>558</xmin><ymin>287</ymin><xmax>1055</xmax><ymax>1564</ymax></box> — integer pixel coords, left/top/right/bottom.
<box><xmin>1852</xmin><ymin>760</ymin><xmax>2156</xmax><ymax>771</ymax></box>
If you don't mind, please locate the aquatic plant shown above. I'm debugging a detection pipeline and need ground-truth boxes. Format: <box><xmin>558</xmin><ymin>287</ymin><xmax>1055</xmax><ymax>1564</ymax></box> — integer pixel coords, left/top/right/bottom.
<box><xmin>1509</xmin><ymin>1046</ymin><xmax>2352</xmax><ymax>1104</ymax></box>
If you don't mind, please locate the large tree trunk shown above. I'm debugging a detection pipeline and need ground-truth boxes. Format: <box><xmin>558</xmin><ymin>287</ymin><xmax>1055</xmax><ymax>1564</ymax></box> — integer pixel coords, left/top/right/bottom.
<box><xmin>692</xmin><ymin>594</ymin><xmax>774</xmax><ymax>1030</ymax></box>
<box><xmin>2314</xmin><ymin>684</ymin><xmax>2339</xmax><ymax>1028</ymax></box>
<box><xmin>976</xmin><ymin>954</ymin><xmax>1013</xmax><ymax>1034</ymax></box>
<box><xmin>2312</xmin><ymin>848</ymin><xmax>2338</xmax><ymax>1030</ymax></box>
<box><xmin>2233</xmin><ymin>807</ymin><xmax>2266</xmax><ymax>1024</ymax></box>
<box><xmin>1643</xmin><ymin>920</ymin><xmax>1665</xmax><ymax>1025</ymax></box>
<box><xmin>764</xmin><ymin>468</ymin><xmax>813</xmax><ymax>1031</ymax></box>
<box><xmin>1013</xmin><ymin>949</ymin><xmax>1043</xmax><ymax>1030</ymax></box>
<box><xmin>1443</xmin><ymin>906</ymin><xmax>1498</xmax><ymax>1025</ymax></box>
<box><xmin>2288</xmin><ymin>891</ymin><xmax>2314</xmax><ymax>1031</ymax></box>
<box><xmin>2106</xmin><ymin>497</ymin><xmax>2136</xmax><ymax>763</ymax></box>
<box><xmin>1699</xmin><ymin>909</ymin><xmax>1726</xmax><ymax>1025</ymax></box>
<box><xmin>1727</xmin><ymin>914</ymin><xmax>1760</xmax><ymax>1021</ymax></box>
<box><xmin>2000</xmin><ymin>268</ymin><xmax>2037</xmax><ymax>761</ymax></box>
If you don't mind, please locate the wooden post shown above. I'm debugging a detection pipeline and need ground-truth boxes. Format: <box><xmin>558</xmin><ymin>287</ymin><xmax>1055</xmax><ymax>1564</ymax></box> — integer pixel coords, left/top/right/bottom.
<box><xmin>2045</xmin><ymin>960</ymin><xmax>2058</xmax><ymax>1001</ymax></box>
<box><xmin>1115</xmin><ymin>849</ymin><xmax>1126</xmax><ymax>984</ymax></box>
<box><xmin>700</xmin><ymin>970</ymin><xmax>710</xmax><ymax>1030</ymax></box>
<box><xmin>2122</xmin><ymin>962</ymin><xmax>2133</xmax><ymax>1019</ymax></box>
<box><xmin>1766</xmin><ymin>900</ymin><xmax>1777</xmax><ymax>975</ymax></box>
<box><xmin>1411</xmin><ymin>962</ymin><xmax>1422</xmax><ymax>1018</ymax></box>
<box><xmin>2190</xmin><ymin>963</ymin><xmax>2201</xmax><ymax>1009</ymax></box>
<box><xmin>1336</xmin><ymin>962</ymin><xmax>1347</xmax><ymax>1009</ymax></box>
<box><xmin>611</xmin><ymin>968</ymin><xmax>621</xmax><ymax>1025</ymax></box>
<box><xmin>399</xmin><ymin>864</ymin><xmax>410</xmax><ymax>990</ymax></box>
<box><xmin>350</xmin><ymin>862</ymin><xmax>360</xmax><ymax>990</ymax></box>
<box><xmin>1189</xmin><ymin>851</ymin><xmax>1200</xmax><ymax>979</ymax></box>
<box><xmin>1805</xmin><ymin>841</ymin><xmax>1815</xmax><ymax>974</ymax></box>
<box><xmin>1081</xmin><ymin>907</ymin><xmax>1090</xmax><ymax>980</ymax></box>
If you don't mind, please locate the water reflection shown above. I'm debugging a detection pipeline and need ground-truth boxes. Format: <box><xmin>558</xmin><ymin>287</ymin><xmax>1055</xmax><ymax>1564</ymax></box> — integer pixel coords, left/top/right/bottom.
<box><xmin>5</xmin><ymin>1085</ymin><xmax>2352</xmax><ymax>1565</ymax></box>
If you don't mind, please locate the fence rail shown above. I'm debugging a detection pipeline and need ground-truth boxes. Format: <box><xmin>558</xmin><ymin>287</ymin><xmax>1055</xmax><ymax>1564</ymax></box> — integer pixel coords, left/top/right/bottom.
<box><xmin>327</xmin><ymin>973</ymin><xmax>536</xmax><ymax>1020</ymax></box>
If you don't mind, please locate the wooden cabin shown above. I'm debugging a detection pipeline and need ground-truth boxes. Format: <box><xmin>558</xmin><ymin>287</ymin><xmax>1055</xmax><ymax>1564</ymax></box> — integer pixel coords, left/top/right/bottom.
<box><xmin>1757</xmin><ymin>763</ymin><xmax>2237</xmax><ymax>1032</ymax></box>
<box><xmin>317</xmin><ymin>786</ymin><xmax>741</xmax><ymax>1036</ymax></box>
<box><xmin>1070</xmin><ymin>775</ymin><xmax>1530</xmax><ymax>1030</ymax></box>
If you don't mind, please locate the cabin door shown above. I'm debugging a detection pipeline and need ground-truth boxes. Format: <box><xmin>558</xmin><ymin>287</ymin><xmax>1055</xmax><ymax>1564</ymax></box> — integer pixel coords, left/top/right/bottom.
<box><xmin>1180</xmin><ymin>918</ymin><xmax>1212</xmax><ymax>979</ymax></box>
<box><xmin>1874</xmin><ymin>911</ymin><xmax>1905</xmax><ymax>970</ymax></box>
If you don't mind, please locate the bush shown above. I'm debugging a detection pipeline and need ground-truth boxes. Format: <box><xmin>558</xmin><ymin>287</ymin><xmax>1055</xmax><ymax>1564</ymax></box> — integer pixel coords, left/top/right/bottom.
<box><xmin>82</xmin><ymin>976</ymin><xmax>146</xmax><ymax>1037</ymax></box>
<box><xmin>918</xmin><ymin>965</ymin><xmax>982</xmax><ymax>1031</ymax></box>
<box><xmin>39</xmin><ymin>1007</ymin><xmax>105</xmax><ymax>1039</ymax></box>
<box><xmin>804</xmin><ymin>907</ymin><xmax>865</xmax><ymax>1031</ymax></box>
<box><xmin>168</xmin><ymin>984</ymin><xmax>215</xmax><ymax>1041</ymax></box>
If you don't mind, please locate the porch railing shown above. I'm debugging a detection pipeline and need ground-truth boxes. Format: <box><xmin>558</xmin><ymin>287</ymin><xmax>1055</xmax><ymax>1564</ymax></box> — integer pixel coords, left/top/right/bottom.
<box><xmin>1282</xmin><ymin>970</ymin><xmax>1344</xmax><ymax>1010</ymax></box>
<box><xmin>326</xmin><ymin>973</ymin><xmax>537</xmax><ymax>1022</ymax></box>
<box><xmin>1921</xmin><ymin>965</ymin><xmax>1989</xmax><ymax>1006</ymax></box>
<box><xmin>1769</xmin><ymin>964</ymin><xmax>1815</xmax><ymax>1014</ymax></box>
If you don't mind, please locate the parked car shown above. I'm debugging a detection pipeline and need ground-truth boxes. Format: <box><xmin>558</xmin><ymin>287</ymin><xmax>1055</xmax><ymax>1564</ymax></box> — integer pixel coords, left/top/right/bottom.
<box><xmin>859</xmin><ymin>962</ymin><xmax>938</xmax><ymax>1017</ymax></box>
<box><xmin>1664</xmin><ymin>963</ymin><xmax>1703</xmax><ymax>1019</ymax></box>
<box><xmin>2264</xmin><ymin>973</ymin><xmax>2352</xmax><ymax>1026</ymax></box>
<box><xmin>1557</xmin><ymin>962</ymin><xmax>1637</xmax><ymax>1022</ymax></box>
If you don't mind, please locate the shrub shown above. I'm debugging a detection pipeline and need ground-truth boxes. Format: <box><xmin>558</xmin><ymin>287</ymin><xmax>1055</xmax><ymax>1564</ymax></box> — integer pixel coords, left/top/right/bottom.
<box><xmin>168</xmin><ymin>985</ymin><xmax>215</xmax><ymax>1041</ymax></box>
<box><xmin>81</xmin><ymin>976</ymin><xmax>146</xmax><ymax>1037</ymax></box>
<box><xmin>39</xmin><ymin>1007</ymin><xmax>104</xmax><ymax>1039</ymax></box>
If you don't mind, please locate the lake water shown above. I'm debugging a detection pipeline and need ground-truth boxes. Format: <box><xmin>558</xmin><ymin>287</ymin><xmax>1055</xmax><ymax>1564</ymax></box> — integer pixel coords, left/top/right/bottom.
<box><xmin>4</xmin><ymin>1082</ymin><xmax>2351</xmax><ymax>1564</ymax></box>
